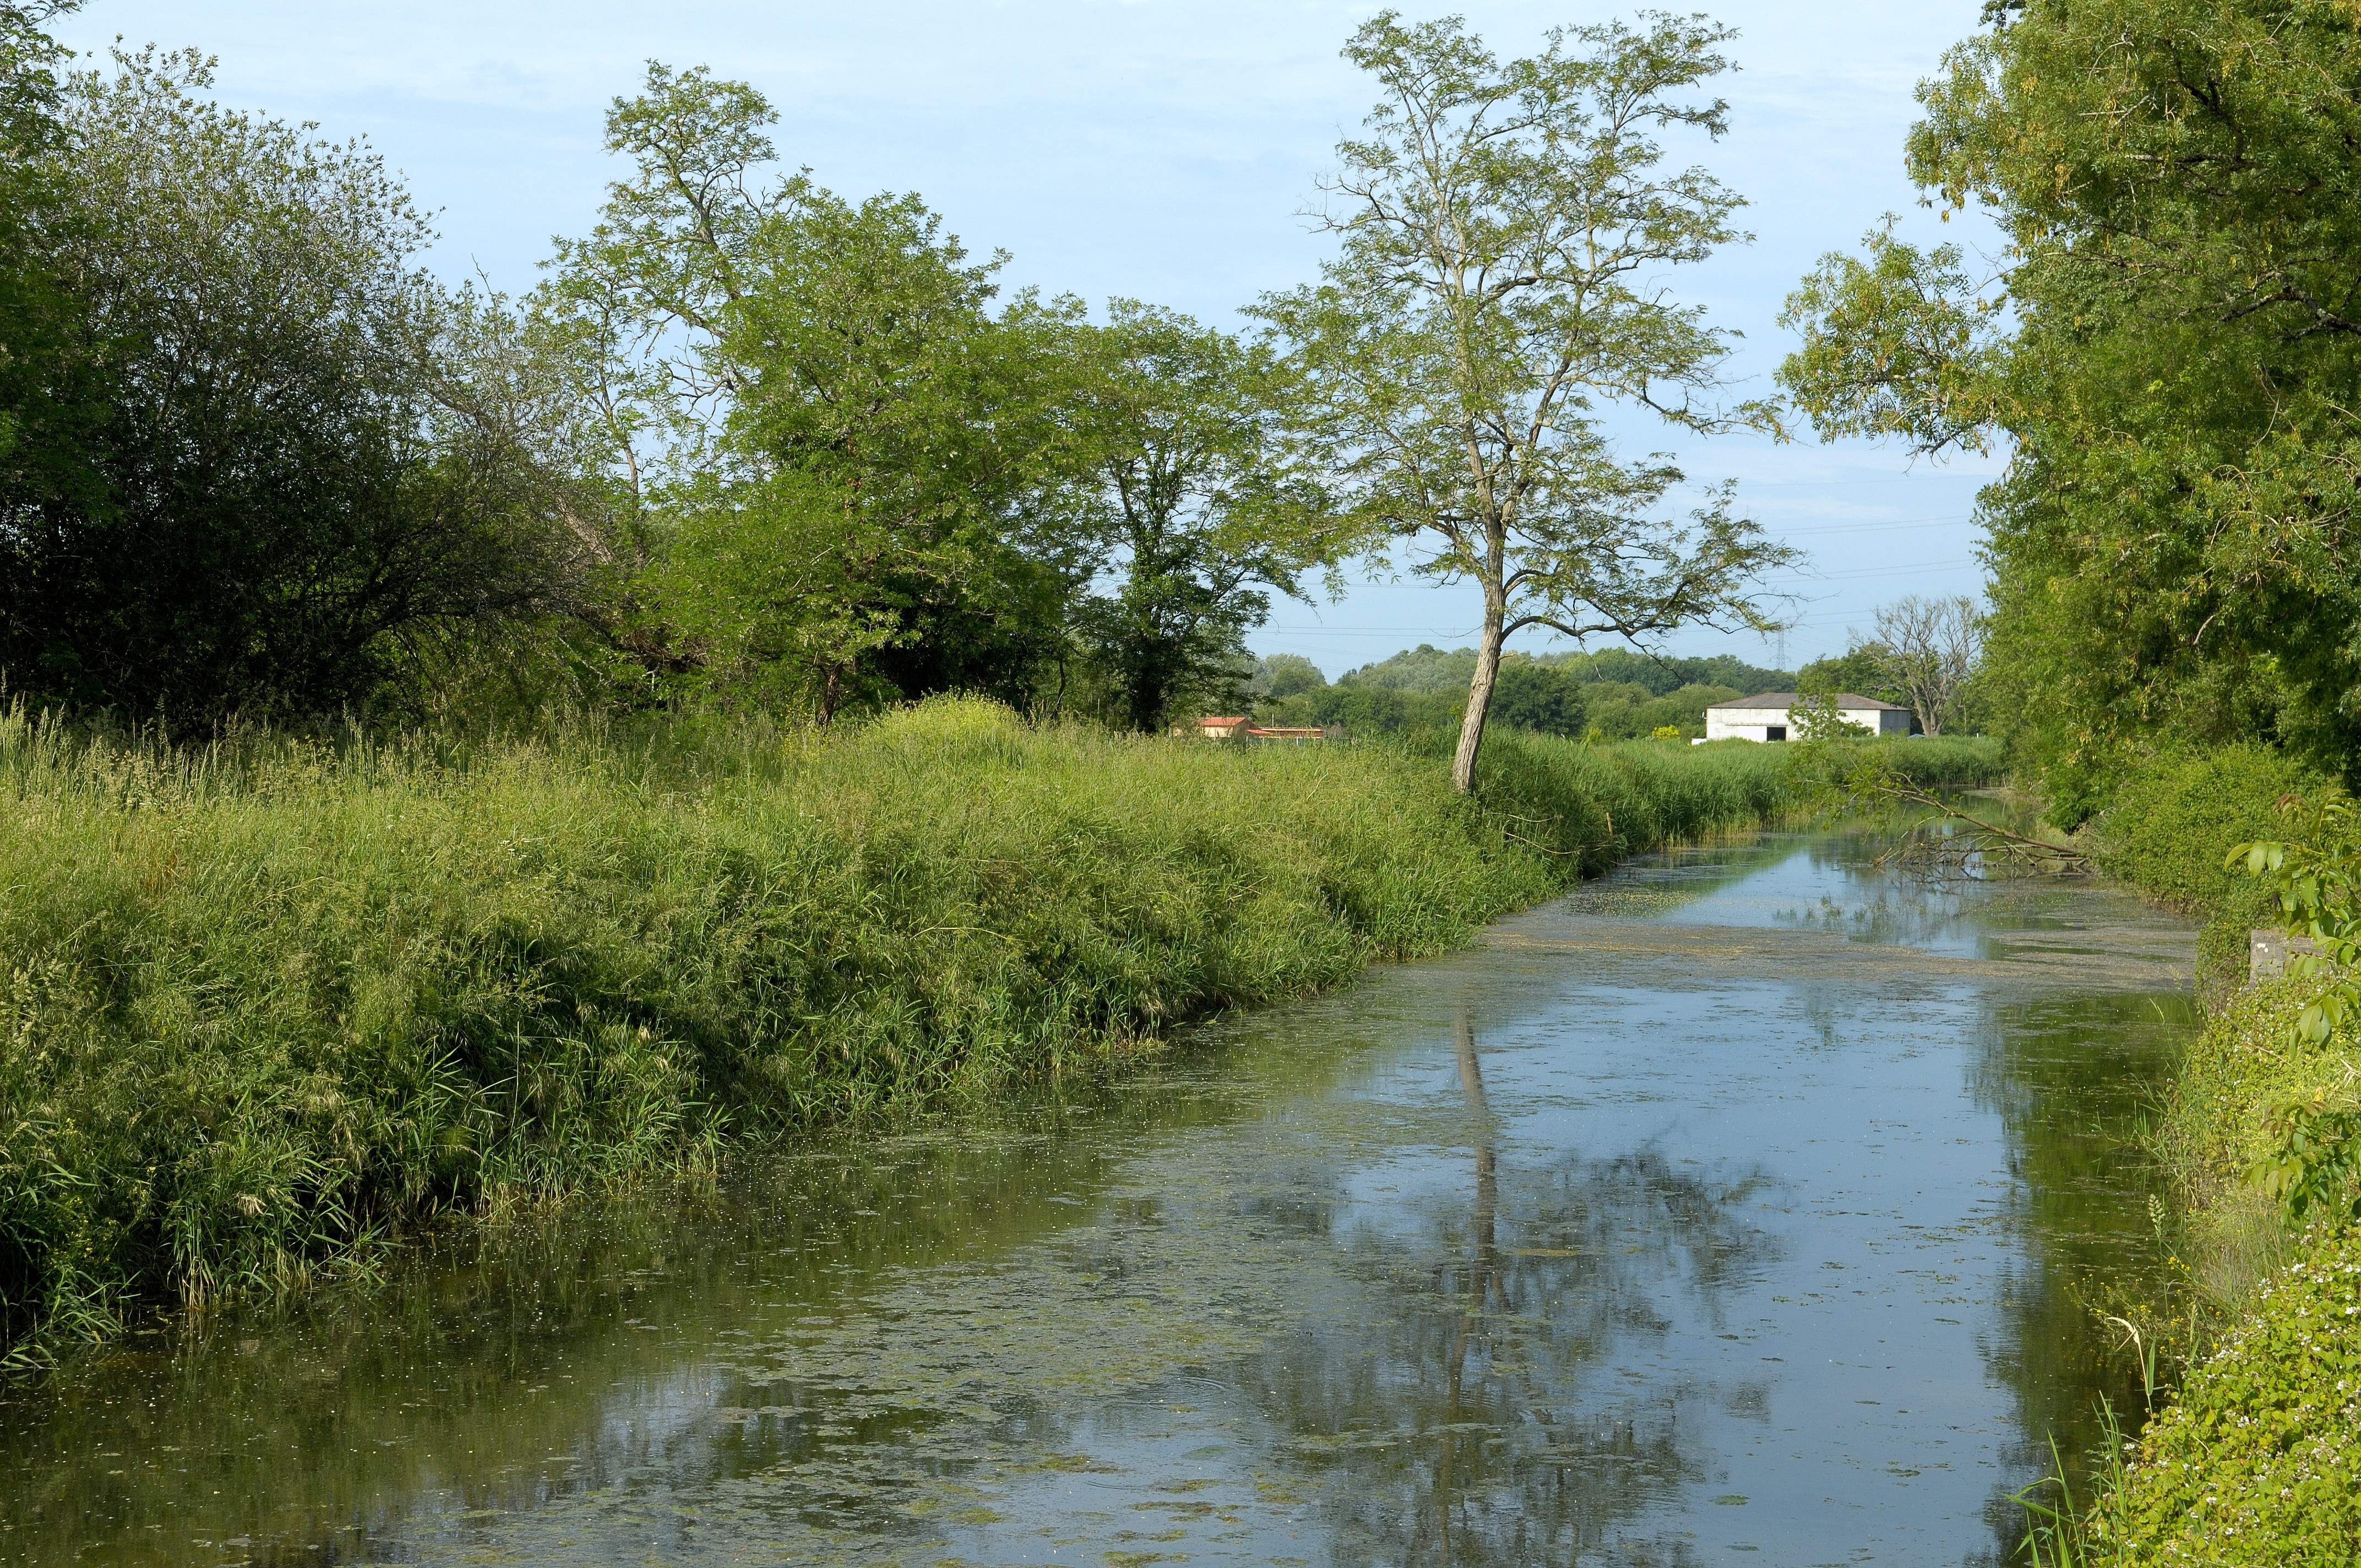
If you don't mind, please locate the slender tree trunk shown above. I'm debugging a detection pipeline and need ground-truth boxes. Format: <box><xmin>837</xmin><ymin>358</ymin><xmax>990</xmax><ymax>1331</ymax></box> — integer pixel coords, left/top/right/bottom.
<box><xmin>1450</xmin><ymin>579</ymin><xmax>1506</xmax><ymax>794</ymax></box>
<box><xmin>816</xmin><ymin>663</ymin><xmax>843</xmax><ymax>727</ymax></box>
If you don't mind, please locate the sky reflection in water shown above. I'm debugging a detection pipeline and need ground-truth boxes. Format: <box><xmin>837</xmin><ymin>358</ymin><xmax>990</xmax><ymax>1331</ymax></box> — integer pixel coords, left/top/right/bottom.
<box><xmin>0</xmin><ymin>827</ymin><xmax>2200</xmax><ymax>1567</ymax></box>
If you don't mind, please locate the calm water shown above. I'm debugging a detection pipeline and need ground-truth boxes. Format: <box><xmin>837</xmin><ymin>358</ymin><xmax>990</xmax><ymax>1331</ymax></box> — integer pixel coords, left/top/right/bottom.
<box><xmin>0</xmin><ymin>827</ymin><xmax>2200</xmax><ymax>1567</ymax></box>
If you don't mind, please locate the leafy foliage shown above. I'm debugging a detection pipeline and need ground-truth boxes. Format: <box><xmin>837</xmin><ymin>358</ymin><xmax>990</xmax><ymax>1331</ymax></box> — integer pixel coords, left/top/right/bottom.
<box><xmin>1546</xmin><ymin>647</ymin><xmax>1787</xmax><ymax>698</ymax></box>
<box><xmin>1340</xmin><ymin>643</ymin><xmax>1791</xmax><ymax>700</ymax></box>
<box><xmin>1249</xmin><ymin>653</ymin><xmax>1327</xmax><ymax>701</ymax></box>
<box><xmin>2229</xmin><ymin>797</ymin><xmax>2361</xmax><ymax>1223</ymax></box>
<box><xmin>1775</xmin><ymin>219</ymin><xmax>2003</xmax><ymax>457</ymax></box>
<box><xmin>2097</xmin><ymin>744</ymin><xmax>2309</xmax><ymax>918</ymax></box>
<box><xmin>0</xmin><ymin>46</ymin><xmax>570</xmax><ymax>720</ymax></box>
<box><xmin>1066</xmin><ymin>302</ymin><xmax>1340</xmax><ymax>731</ymax></box>
<box><xmin>1488</xmin><ymin>660</ymin><xmax>1587</xmax><ymax>738</ymax></box>
<box><xmin>2061</xmin><ymin>746</ymin><xmax>2361</xmax><ymax>1564</ymax></box>
<box><xmin>1584</xmin><ymin>680</ymin><xmax>1737</xmax><ymax>741</ymax></box>
<box><xmin>1782</xmin><ymin>0</ymin><xmax>2361</xmax><ymax>814</ymax></box>
<box><xmin>1264</xmin><ymin>643</ymin><xmax>1785</xmax><ymax>741</ymax></box>
<box><xmin>1797</xmin><ymin>644</ymin><xmax>1902</xmax><ymax>706</ymax></box>
<box><xmin>1259</xmin><ymin>11</ymin><xmax>1792</xmax><ymax>790</ymax></box>
<box><xmin>2082</xmin><ymin>1228</ymin><xmax>2361</xmax><ymax>1563</ymax></box>
<box><xmin>552</xmin><ymin>64</ymin><xmax>1092</xmax><ymax>718</ymax></box>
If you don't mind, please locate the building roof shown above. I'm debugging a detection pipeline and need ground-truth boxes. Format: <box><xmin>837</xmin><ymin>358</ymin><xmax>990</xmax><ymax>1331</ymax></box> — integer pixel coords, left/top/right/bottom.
<box><xmin>1705</xmin><ymin>692</ymin><xmax>1911</xmax><ymax>712</ymax></box>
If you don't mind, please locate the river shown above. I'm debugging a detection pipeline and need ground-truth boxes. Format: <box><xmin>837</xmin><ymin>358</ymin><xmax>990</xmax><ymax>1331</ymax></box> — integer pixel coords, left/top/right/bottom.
<box><xmin>0</xmin><ymin>824</ymin><xmax>2200</xmax><ymax>1566</ymax></box>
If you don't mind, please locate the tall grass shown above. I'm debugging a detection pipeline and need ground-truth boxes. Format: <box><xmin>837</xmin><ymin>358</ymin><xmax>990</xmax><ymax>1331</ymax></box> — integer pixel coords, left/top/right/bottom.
<box><xmin>0</xmin><ymin>700</ymin><xmax>1882</xmax><ymax>1358</ymax></box>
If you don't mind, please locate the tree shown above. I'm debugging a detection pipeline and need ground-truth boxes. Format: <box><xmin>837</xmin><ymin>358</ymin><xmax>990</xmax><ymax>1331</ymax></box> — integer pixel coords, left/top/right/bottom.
<box><xmin>1871</xmin><ymin>594</ymin><xmax>1979</xmax><ymax>737</ymax></box>
<box><xmin>552</xmin><ymin>65</ymin><xmax>1090</xmax><ymax>721</ymax></box>
<box><xmin>1337</xmin><ymin>643</ymin><xmax>1479</xmax><ymax>693</ymax></box>
<box><xmin>1780</xmin><ymin>0</ymin><xmax>2361</xmax><ymax>815</ymax></box>
<box><xmin>1069</xmin><ymin>302</ymin><xmax>1340</xmax><ymax>732</ymax></box>
<box><xmin>0</xmin><ymin>46</ymin><xmax>569</xmax><ymax>719</ymax></box>
<box><xmin>0</xmin><ymin>2</ymin><xmax>106</xmax><ymax>597</ymax></box>
<box><xmin>1549</xmin><ymin>644</ymin><xmax>1789</xmax><ymax>696</ymax></box>
<box><xmin>1796</xmin><ymin>642</ymin><xmax>1900</xmax><ymax>706</ymax></box>
<box><xmin>1584</xmin><ymin>680</ymin><xmax>1737</xmax><ymax>740</ymax></box>
<box><xmin>1257</xmin><ymin>12</ymin><xmax>1794</xmax><ymax>793</ymax></box>
<box><xmin>1488</xmin><ymin>658</ymin><xmax>1586</xmax><ymax>737</ymax></box>
<box><xmin>1250</xmin><ymin>652</ymin><xmax>1328</xmax><ymax>700</ymax></box>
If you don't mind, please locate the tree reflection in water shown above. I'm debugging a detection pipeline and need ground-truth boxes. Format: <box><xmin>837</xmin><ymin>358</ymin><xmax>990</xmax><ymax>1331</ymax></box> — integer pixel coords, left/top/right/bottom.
<box><xmin>1237</xmin><ymin>1010</ymin><xmax>1780</xmax><ymax>1567</ymax></box>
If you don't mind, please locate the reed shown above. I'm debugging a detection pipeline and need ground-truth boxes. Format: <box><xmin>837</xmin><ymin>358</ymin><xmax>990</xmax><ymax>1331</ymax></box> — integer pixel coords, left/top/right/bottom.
<box><xmin>0</xmin><ymin>701</ymin><xmax>1995</xmax><ymax>1359</ymax></box>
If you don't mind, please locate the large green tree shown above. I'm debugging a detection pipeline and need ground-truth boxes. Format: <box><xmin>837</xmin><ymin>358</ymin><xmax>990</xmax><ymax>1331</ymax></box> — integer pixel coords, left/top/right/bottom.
<box><xmin>0</xmin><ymin>43</ymin><xmax>570</xmax><ymax>718</ymax></box>
<box><xmin>551</xmin><ymin>65</ymin><xmax>1088</xmax><ymax>721</ymax></box>
<box><xmin>1069</xmin><ymin>301</ymin><xmax>1339</xmax><ymax>732</ymax></box>
<box><xmin>1258</xmin><ymin>11</ymin><xmax>1794</xmax><ymax>793</ymax></box>
<box><xmin>1782</xmin><ymin>0</ymin><xmax>2361</xmax><ymax>815</ymax></box>
<box><xmin>0</xmin><ymin>3</ymin><xmax>108</xmax><ymax>672</ymax></box>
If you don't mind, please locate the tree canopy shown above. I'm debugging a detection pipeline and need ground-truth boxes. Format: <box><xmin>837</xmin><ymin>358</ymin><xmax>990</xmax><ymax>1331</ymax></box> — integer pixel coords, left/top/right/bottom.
<box><xmin>1781</xmin><ymin>0</ymin><xmax>2361</xmax><ymax>814</ymax></box>
<box><xmin>1</xmin><ymin>43</ymin><xmax>569</xmax><ymax>720</ymax></box>
<box><xmin>1260</xmin><ymin>10</ymin><xmax>1793</xmax><ymax>791</ymax></box>
<box><xmin>1067</xmin><ymin>302</ymin><xmax>1340</xmax><ymax>731</ymax></box>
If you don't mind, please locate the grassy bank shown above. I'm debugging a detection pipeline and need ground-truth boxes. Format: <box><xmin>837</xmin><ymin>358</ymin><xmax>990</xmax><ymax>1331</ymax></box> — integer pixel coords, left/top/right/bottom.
<box><xmin>1</xmin><ymin>704</ymin><xmax>1999</xmax><ymax>1359</ymax></box>
<box><xmin>2027</xmin><ymin>749</ymin><xmax>2361</xmax><ymax>1563</ymax></box>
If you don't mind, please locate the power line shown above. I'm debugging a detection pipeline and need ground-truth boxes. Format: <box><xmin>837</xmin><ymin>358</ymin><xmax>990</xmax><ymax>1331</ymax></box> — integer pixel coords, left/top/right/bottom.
<box><xmin>1772</xmin><ymin>514</ymin><xmax>1979</xmax><ymax>536</ymax></box>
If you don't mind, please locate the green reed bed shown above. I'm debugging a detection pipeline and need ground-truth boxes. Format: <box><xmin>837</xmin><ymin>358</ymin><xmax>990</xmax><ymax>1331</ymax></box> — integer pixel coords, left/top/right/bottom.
<box><xmin>0</xmin><ymin>700</ymin><xmax>1907</xmax><ymax>1359</ymax></box>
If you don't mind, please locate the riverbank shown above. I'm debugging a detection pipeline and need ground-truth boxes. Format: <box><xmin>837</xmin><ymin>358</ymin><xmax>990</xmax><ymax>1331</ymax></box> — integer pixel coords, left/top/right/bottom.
<box><xmin>2044</xmin><ymin>747</ymin><xmax>2361</xmax><ymax>1562</ymax></box>
<box><xmin>0</xmin><ymin>699</ymin><xmax>1998</xmax><ymax>1360</ymax></box>
<box><xmin>0</xmin><ymin>804</ymin><xmax>2178</xmax><ymax>1566</ymax></box>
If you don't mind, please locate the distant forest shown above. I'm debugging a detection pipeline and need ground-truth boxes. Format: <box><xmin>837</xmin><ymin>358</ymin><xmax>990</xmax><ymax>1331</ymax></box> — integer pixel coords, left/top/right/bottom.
<box><xmin>1247</xmin><ymin>645</ymin><xmax>1803</xmax><ymax>742</ymax></box>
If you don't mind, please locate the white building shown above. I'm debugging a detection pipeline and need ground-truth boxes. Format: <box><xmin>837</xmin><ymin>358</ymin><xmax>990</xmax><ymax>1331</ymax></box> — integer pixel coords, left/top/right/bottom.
<box><xmin>1703</xmin><ymin>692</ymin><xmax>1913</xmax><ymax>742</ymax></box>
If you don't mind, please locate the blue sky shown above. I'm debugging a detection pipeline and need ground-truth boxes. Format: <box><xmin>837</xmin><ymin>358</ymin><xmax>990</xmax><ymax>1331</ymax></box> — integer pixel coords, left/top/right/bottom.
<box><xmin>53</xmin><ymin>0</ymin><xmax>2005</xmax><ymax>676</ymax></box>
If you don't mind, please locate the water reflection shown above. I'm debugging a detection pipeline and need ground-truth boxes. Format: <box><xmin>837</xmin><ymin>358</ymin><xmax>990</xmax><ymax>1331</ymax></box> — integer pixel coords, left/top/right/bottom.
<box><xmin>1272</xmin><ymin>1012</ymin><xmax>1781</xmax><ymax>1566</ymax></box>
<box><xmin>0</xmin><ymin>830</ymin><xmax>2197</xmax><ymax>1567</ymax></box>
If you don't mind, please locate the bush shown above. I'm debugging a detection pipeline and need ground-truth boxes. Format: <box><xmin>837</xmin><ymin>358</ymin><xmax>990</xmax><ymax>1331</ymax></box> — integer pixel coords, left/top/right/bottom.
<box><xmin>2089</xmin><ymin>1225</ymin><xmax>2361</xmax><ymax>1564</ymax></box>
<box><xmin>0</xmin><ymin>699</ymin><xmax>1797</xmax><ymax>1356</ymax></box>
<box><xmin>2043</xmin><ymin>742</ymin><xmax>2361</xmax><ymax>1561</ymax></box>
<box><xmin>2089</xmin><ymin>744</ymin><xmax>2323</xmax><ymax>1003</ymax></box>
<box><xmin>2096</xmin><ymin>745</ymin><xmax>2317</xmax><ymax>916</ymax></box>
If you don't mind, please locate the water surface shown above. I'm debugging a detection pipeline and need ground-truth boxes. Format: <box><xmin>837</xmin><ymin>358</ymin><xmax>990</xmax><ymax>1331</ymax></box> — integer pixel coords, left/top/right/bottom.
<box><xmin>0</xmin><ymin>827</ymin><xmax>2199</xmax><ymax>1566</ymax></box>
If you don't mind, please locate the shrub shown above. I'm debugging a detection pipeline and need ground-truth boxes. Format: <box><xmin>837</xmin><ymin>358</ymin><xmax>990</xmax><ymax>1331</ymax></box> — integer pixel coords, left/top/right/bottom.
<box><xmin>2096</xmin><ymin>745</ymin><xmax>2318</xmax><ymax>917</ymax></box>
<box><xmin>2088</xmin><ymin>1225</ymin><xmax>2361</xmax><ymax>1565</ymax></box>
<box><xmin>2049</xmin><ymin>743</ymin><xmax>2361</xmax><ymax>1561</ymax></box>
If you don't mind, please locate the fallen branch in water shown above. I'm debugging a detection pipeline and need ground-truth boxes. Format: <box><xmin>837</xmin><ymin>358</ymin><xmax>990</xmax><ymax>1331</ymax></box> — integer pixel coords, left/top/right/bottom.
<box><xmin>1876</xmin><ymin>785</ymin><xmax>2093</xmax><ymax>876</ymax></box>
<box><xmin>1787</xmin><ymin>731</ymin><xmax>2091</xmax><ymax>877</ymax></box>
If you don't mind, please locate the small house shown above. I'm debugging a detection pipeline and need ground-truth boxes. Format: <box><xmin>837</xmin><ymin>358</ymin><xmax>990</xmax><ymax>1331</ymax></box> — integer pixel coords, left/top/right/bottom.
<box><xmin>1184</xmin><ymin>717</ymin><xmax>1331</xmax><ymax>742</ymax></box>
<box><xmin>1702</xmin><ymin>692</ymin><xmax>1912</xmax><ymax>742</ymax></box>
